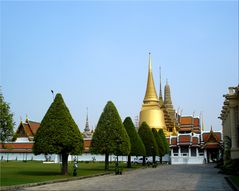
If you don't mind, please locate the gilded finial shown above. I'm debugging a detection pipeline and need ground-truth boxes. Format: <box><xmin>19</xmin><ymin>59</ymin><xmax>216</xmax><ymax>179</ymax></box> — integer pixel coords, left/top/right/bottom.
<box><xmin>148</xmin><ymin>52</ymin><xmax>152</xmax><ymax>71</ymax></box>
<box><xmin>26</xmin><ymin>114</ymin><xmax>29</xmax><ymax>123</ymax></box>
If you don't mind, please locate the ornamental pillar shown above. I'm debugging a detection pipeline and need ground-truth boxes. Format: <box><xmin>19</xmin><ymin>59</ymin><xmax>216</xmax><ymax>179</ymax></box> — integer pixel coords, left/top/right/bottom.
<box><xmin>178</xmin><ymin>146</ymin><xmax>181</xmax><ymax>156</ymax></box>
<box><xmin>188</xmin><ymin>146</ymin><xmax>191</xmax><ymax>157</ymax></box>
<box><xmin>196</xmin><ymin>147</ymin><xmax>199</xmax><ymax>157</ymax></box>
<box><xmin>230</xmin><ymin>104</ymin><xmax>238</xmax><ymax>149</ymax></box>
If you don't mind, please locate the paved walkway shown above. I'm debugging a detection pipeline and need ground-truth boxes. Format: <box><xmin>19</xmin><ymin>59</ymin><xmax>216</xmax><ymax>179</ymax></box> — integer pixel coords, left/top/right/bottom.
<box><xmin>22</xmin><ymin>164</ymin><xmax>232</xmax><ymax>191</ymax></box>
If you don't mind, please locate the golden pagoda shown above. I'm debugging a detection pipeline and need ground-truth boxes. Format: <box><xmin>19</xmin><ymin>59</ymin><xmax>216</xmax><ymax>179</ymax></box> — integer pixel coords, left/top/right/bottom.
<box><xmin>139</xmin><ymin>53</ymin><xmax>166</xmax><ymax>131</ymax></box>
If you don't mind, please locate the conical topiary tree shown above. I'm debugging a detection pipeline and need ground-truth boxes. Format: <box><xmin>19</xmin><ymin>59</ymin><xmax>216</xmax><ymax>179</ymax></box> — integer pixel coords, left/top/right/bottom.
<box><xmin>152</xmin><ymin>128</ymin><xmax>164</xmax><ymax>163</ymax></box>
<box><xmin>123</xmin><ymin>117</ymin><xmax>146</xmax><ymax>168</ymax></box>
<box><xmin>138</xmin><ymin>122</ymin><xmax>158</xmax><ymax>165</ymax></box>
<box><xmin>33</xmin><ymin>93</ymin><xmax>83</xmax><ymax>175</ymax></box>
<box><xmin>158</xmin><ymin>129</ymin><xmax>169</xmax><ymax>163</ymax></box>
<box><xmin>90</xmin><ymin>101</ymin><xmax>131</xmax><ymax>170</ymax></box>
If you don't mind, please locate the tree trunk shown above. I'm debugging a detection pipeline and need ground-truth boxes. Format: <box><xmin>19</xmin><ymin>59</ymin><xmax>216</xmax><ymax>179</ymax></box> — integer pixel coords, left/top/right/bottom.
<box><xmin>127</xmin><ymin>155</ymin><xmax>131</xmax><ymax>168</ymax></box>
<box><xmin>105</xmin><ymin>153</ymin><xmax>109</xmax><ymax>170</ymax></box>
<box><xmin>61</xmin><ymin>153</ymin><xmax>69</xmax><ymax>175</ymax></box>
<box><xmin>143</xmin><ymin>156</ymin><xmax>146</xmax><ymax>166</ymax></box>
<box><xmin>160</xmin><ymin>156</ymin><xmax>162</xmax><ymax>164</ymax></box>
<box><xmin>153</xmin><ymin>155</ymin><xmax>156</xmax><ymax>163</ymax></box>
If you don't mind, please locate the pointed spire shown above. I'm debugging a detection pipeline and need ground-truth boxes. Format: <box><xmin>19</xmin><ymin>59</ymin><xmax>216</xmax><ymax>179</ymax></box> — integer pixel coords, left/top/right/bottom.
<box><xmin>159</xmin><ymin>66</ymin><xmax>164</xmax><ymax>107</ymax></box>
<box><xmin>84</xmin><ymin>107</ymin><xmax>90</xmax><ymax>132</ymax></box>
<box><xmin>164</xmin><ymin>78</ymin><xmax>172</xmax><ymax>105</ymax></box>
<box><xmin>159</xmin><ymin>66</ymin><xmax>162</xmax><ymax>97</ymax></box>
<box><xmin>143</xmin><ymin>53</ymin><xmax>159</xmax><ymax>103</ymax></box>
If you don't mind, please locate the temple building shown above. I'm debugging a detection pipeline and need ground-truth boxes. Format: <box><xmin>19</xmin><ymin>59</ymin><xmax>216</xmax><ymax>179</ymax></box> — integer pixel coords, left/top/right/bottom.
<box><xmin>82</xmin><ymin>110</ymin><xmax>93</xmax><ymax>153</ymax></box>
<box><xmin>139</xmin><ymin>53</ymin><xmax>223</xmax><ymax>164</ymax></box>
<box><xmin>82</xmin><ymin>109</ymin><xmax>93</xmax><ymax>139</ymax></box>
<box><xmin>169</xmin><ymin>127</ymin><xmax>223</xmax><ymax>164</ymax></box>
<box><xmin>0</xmin><ymin>117</ymin><xmax>93</xmax><ymax>161</ymax></box>
<box><xmin>219</xmin><ymin>85</ymin><xmax>239</xmax><ymax>161</ymax></box>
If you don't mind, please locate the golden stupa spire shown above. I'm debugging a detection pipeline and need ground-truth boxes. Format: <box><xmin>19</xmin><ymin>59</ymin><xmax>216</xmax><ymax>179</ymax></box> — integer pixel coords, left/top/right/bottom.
<box><xmin>140</xmin><ymin>53</ymin><xmax>166</xmax><ymax>131</ymax></box>
<box><xmin>143</xmin><ymin>53</ymin><xmax>159</xmax><ymax>103</ymax></box>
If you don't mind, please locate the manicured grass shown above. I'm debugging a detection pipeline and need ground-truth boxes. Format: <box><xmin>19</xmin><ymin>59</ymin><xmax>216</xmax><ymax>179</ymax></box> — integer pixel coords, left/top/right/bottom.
<box><xmin>0</xmin><ymin>161</ymin><xmax>141</xmax><ymax>187</ymax></box>
<box><xmin>230</xmin><ymin>175</ymin><xmax>239</xmax><ymax>187</ymax></box>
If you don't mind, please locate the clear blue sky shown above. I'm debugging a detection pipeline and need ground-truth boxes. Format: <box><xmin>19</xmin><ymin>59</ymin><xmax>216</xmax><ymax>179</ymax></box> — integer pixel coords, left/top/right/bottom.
<box><xmin>1</xmin><ymin>1</ymin><xmax>238</xmax><ymax>132</ymax></box>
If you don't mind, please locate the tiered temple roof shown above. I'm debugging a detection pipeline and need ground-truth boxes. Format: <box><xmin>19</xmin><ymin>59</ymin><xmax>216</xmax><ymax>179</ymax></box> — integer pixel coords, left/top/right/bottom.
<box><xmin>179</xmin><ymin>116</ymin><xmax>201</xmax><ymax>134</ymax></box>
<box><xmin>169</xmin><ymin>128</ymin><xmax>222</xmax><ymax>149</ymax></box>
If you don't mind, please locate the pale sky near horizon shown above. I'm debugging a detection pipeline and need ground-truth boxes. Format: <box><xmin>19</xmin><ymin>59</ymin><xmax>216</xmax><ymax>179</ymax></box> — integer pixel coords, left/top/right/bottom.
<box><xmin>1</xmin><ymin>1</ymin><xmax>238</xmax><ymax>132</ymax></box>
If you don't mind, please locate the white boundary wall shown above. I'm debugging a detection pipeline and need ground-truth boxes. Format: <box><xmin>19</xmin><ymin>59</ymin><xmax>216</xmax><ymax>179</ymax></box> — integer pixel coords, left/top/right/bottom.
<box><xmin>171</xmin><ymin>156</ymin><xmax>205</xmax><ymax>164</ymax></box>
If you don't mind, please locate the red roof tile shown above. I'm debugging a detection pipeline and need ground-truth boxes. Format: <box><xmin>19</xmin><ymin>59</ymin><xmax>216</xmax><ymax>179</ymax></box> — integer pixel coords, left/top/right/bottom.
<box><xmin>180</xmin><ymin>117</ymin><xmax>193</xmax><ymax>125</ymax></box>
<box><xmin>0</xmin><ymin>149</ymin><xmax>32</xmax><ymax>153</ymax></box>
<box><xmin>179</xmin><ymin>135</ymin><xmax>191</xmax><ymax>144</ymax></box>
<box><xmin>179</xmin><ymin>127</ymin><xmax>192</xmax><ymax>132</ymax></box>
<box><xmin>214</xmin><ymin>133</ymin><xmax>221</xmax><ymax>141</ymax></box>
<box><xmin>193</xmin><ymin>118</ymin><xmax>200</xmax><ymax>127</ymax></box>
<box><xmin>29</xmin><ymin>121</ymin><xmax>40</xmax><ymax>135</ymax></box>
<box><xmin>24</xmin><ymin>123</ymin><xmax>34</xmax><ymax>136</ymax></box>
<box><xmin>0</xmin><ymin>143</ymin><xmax>33</xmax><ymax>149</ymax></box>
<box><xmin>202</xmin><ymin>133</ymin><xmax>210</xmax><ymax>142</ymax></box>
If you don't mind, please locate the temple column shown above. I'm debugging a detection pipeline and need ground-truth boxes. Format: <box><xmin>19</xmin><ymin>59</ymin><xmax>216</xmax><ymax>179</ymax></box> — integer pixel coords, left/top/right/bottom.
<box><xmin>178</xmin><ymin>146</ymin><xmax>181</xmax><ymax>156</ymax></box>
<box><xmin>230</xmin><ymin>101</ymin><xmax>239</xmax><ymax>159</ymax></box>
<box><xmin>204</xmin><ymin>149</ymin><xmax>207</xmax><ymax>163</ymax></box>
<box><xmin>230</xmin><ymin>105</ymin><xmax>238</xmax><ymax>149</ymax></box>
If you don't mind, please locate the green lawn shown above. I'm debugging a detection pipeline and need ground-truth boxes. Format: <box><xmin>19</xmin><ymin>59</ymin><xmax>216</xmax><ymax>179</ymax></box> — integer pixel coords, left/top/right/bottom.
<box><xmin>0</xmin><ymin>161</ymin><xmax>141</xmax><ymax>187</ymax></box>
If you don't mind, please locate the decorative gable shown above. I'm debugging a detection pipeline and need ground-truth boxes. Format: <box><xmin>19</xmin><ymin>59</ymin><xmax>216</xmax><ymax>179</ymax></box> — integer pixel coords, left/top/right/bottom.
<box><xmin>16</xmin><ymin>122</ymin><xmax>28</xmax><ymax>137</ymax></box>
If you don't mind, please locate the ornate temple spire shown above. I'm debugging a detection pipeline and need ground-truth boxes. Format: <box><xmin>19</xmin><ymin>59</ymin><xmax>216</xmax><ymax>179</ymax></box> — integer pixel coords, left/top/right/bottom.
<box><xmin>84</xmin><ymin>108</ymin><xmax>90</xmax><ymax>132</ymax></box>
<box><xmin>140</xmin><ymin>53</ymin><xmax>166</xmax><ymax>131</ymax></box>
<box><xmin>159</xmin><ymin>66</ymin><xmax>164</xmax><ymax>107</ymax></box>
<box><xmin>164</xmin><ymin>78</ymin><xmax>172</xmax><ymax>105</ymax></box>
<box><xmin>143</xmin><ymin>53</ymin><xmax>159</xmax><ymax>103</ymax></box>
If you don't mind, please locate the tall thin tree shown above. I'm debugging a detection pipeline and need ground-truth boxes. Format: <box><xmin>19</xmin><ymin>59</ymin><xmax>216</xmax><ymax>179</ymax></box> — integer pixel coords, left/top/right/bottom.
<box><xmin>123</xmin><ymin>117</ymin><xmax>146</xmax><ymax>168</ymax></box>
<box><xmin>138</xmin><ymin>122</ymin><xmax>158</xmax><ymax>165</ymax></box>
